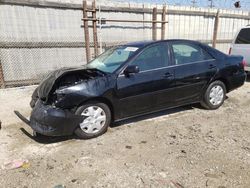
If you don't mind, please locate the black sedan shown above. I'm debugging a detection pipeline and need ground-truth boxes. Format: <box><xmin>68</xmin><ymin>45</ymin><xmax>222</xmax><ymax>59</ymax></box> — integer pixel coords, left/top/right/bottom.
<box><xmin>15</xmin><ymin>40</ymin><xmax>246</xmax><ymax>139</ymax></box>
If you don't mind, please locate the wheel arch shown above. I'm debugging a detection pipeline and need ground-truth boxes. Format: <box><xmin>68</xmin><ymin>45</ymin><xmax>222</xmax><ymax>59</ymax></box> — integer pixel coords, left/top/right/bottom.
<box><xmin>213</xmin><ymin>77</ymin><xmax>230</xmax><ymax>93</ymax></box>
<box><xmin>201</xmin><ymin>77</ymin><xmax>229</xmax><ymax>101</ymax></box>
<box><xmin>78</xmin><ymin>97</ymin><xmax>115</xmax><ymax>122</ymax></box>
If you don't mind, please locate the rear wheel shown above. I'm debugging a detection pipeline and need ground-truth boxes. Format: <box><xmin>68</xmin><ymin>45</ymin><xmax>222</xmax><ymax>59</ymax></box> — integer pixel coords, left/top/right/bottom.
<box><xmin>201</xmin><ymin>80</ymin><xmax>226</xmax><ymax>110</ymax></box>
<box><xmin>74</xmin><ymin>101</ymin><xmax>111</xmax><ymax>139</ymax></box>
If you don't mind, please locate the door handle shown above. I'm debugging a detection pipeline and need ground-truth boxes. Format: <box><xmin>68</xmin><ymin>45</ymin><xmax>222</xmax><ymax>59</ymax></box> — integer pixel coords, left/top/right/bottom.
<box><xmin>162</xmin><ymin>72</ymin><xmax>173</xmax><ymax>78</ymax></box>
<box><xmin>209</xmin><ymin>64</ymin><xmax>216</xmax><ymax>69</ymax></box>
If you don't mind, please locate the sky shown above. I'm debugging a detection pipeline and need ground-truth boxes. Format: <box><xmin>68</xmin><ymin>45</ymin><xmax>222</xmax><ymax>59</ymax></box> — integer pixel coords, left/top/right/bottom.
<box><xmin>120</xmin><ymin>0</ymin><xmax>250</xmax><ymax>10</ymax></box>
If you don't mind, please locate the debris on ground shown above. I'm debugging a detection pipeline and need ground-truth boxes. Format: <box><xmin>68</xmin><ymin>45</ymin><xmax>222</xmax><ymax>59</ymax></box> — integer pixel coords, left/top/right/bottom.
<box><xmin>125</xmin><ymin>145</ymin><xmax>132</xmax><ymax>149</ymax></box>
<box><xmin>1</xmin><ymin>159</ymin><xmax>30</xmax><ymax>170</ymax></box>
<box><xmin>181</xmin><ymin>150</ymin><xmax>186</xmax><ymax>154</ymax></box>
<box><xmin>71</xmin><ymin>179</ymin><xmax>77</xmax><ymax>183</ymax></box>
<box><xmin>170</xmin><ymin>180</ymin><xmax>185</xmax><ymax>188</ymax></box>
<box><xmin>53</xmin><ymin>185</ymin><xmax>65</xmax><ymax>188</ymax></box>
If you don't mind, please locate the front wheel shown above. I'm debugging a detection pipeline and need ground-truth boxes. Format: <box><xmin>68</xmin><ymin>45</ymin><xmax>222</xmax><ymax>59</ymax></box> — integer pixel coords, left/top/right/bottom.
<box><xmin>201</xmin><ymin>80</ymin><xmax>226</xmax><ymax>110</ymax></box>
<box><xmin>74</xmin><ymin>102</ymin><xmax>111</xmax><ymax>139</ymax></box>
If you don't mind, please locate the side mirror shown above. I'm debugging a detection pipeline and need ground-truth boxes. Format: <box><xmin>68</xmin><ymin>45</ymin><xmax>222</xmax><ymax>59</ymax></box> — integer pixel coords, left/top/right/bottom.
<box><xmin>123</xmin><ymin>65</ymin><xmax>139</xmax><ymax>76</ymax></box>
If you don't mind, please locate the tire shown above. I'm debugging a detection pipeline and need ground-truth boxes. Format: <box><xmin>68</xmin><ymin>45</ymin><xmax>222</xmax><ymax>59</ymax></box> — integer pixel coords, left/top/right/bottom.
<box><xmin>201</xmin><ymin>80</ymin><xmax>226</xmax><ymax>110</ymax></box>
<box><xmin>74</xmin><ymin>101</ymin><xmax>111</xmax><ymax>139</ymax></box>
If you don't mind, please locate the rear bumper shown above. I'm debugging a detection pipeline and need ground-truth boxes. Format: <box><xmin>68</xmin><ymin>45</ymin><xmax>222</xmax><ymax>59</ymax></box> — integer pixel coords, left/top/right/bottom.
<box><xmin>227</xmin><ymin>71</ymin><xmax>247</xmax><ymax>92</ymax></box>
<box><xmin>15</xmin><ymin>100</ymin><xmax>85</xmax><ymax>136</ymax></box>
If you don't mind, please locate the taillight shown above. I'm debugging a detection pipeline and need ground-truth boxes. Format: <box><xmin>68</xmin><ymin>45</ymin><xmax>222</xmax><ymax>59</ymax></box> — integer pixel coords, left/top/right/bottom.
<box><xmin>229</xmin><ymin>47</ymin><xmax>232</xmax><ymax>55</ymax></box>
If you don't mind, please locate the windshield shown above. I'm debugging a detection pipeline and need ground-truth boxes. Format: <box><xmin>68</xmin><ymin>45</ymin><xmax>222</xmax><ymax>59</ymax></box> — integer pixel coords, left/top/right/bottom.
<box><xmin>86</xmin><ymin>46</ymin><xmax>139</xmax><ymax>73</ymax></box>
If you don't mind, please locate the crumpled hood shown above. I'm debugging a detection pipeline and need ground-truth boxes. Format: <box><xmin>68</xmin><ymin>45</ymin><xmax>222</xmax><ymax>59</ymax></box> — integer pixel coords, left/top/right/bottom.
<box><xmin>36</xmin><ymin>66</ymin><xmax>102</xmax><ymax>101</ymax></box>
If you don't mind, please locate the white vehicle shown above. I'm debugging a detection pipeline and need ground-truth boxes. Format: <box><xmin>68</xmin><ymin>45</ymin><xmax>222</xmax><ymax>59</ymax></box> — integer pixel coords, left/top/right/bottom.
<box><xmin>230</xmin><ymin>25</ymin><xmax>250</xmax><ymax>72</ymax></box>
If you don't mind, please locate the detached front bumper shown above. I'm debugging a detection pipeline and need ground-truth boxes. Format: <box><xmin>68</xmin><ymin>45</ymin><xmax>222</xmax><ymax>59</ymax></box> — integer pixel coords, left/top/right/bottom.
<box><xmin>15</xmin><ymin>100</ymin><xmax>85</xmax><ymax>136</ymax></box>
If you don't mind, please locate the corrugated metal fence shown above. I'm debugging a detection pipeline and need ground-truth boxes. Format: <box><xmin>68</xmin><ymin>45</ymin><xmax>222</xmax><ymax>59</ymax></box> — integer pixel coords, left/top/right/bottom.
<box><xmin>0</xmin><ymin>0</ymin><xmax>249</xmax><ymax>88</ymax></box>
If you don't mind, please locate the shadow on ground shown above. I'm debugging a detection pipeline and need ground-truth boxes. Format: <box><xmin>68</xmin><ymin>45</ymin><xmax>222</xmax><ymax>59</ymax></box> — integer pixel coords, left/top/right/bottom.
<box><xmin>20</xmin><ymin>104</ymin><xmax>199</xmax><ymax>144</ymax></box>
<box><xmin>16</xmin><ymin>73</ymin><xmax>250</xmax><ymax>145</ymax></box>
<box><xmin>246</xmin><ymin>74</ymin><xmax>250</xmax><ymax>82</ymax></box>
<box><xmin>112</xmin><ymin>104</ymin><xmax>196</xmax><ymax>128</ymax></box>
<box><xmin>20</xmin><ymin>128</ymin><xmax>78</xmax><ymax>144</ymax></box>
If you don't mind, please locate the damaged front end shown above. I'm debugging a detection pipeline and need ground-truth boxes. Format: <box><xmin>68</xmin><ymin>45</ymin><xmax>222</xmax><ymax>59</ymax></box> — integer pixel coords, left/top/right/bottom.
<box><xmin>15</xmin><ymin>101</ymin><xmax>84</xmax><ymax>136</ymax></box>
<box><xmin>15</xmin><ymin>66</ymin><xmax>107</xmax><ymax>136</ymax></box>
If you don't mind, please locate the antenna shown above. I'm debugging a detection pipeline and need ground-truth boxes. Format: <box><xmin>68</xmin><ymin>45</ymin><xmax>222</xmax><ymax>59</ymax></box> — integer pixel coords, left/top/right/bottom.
<box><xmin>208</xmin><ymin>0</ymin><xmax>214</xmax><ymax>8</ymax></box>
<box><xmin>191</xmin><ymin>0</ymin><xmax>197</xmax><ymax>7</ymax></box>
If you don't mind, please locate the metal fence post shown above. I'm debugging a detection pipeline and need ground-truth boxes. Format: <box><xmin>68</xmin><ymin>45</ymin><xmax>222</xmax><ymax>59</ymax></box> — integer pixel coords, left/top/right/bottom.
<box><xmin>0</xmin><ymin>61</ymin><xmax>5</xmax><ymax>88</ymax></box>
<box><xmin>98</xmin><ymin>4</ymin><xmax>103</xmax><ymax>54</ymax></box>
<box><xmin>83</xmin><ymin>0</ymin><xmax>91</xmax><ymax>63</ymax></box>
<box><xmin>92</xmin><ymin>0</ymin><xmax>99</xmax><ymax>57</ymax></box>
<box><xmin>161</xmin><ymin>5</ymin><xmax>166</xmax><ymax>40</ymax></box>
<box><xmin>152</xmin><ymin>7</ymin><xmax>157</xmax><ymax>41</ymax></box>
<box><xmin>212</xmin><ymin>10</ymin><xmax>220</xmax><ymax>48</ymax></box>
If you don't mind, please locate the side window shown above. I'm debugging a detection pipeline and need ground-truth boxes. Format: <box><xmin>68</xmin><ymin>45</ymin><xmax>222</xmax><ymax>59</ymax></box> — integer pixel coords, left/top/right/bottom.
<box><xmin>172</xmin><ymin>43</ymin><xmax>213</xmax><ymax>65</ymax></box>
<box><xmin>130</xmin><ymin>43</ymin><xmax>169</xmax><ymax>71</ymax></box>
<box><xmin>235</xmin><ymin>28</ymin><xmax>250</xmax><ymax>44</ymax></box>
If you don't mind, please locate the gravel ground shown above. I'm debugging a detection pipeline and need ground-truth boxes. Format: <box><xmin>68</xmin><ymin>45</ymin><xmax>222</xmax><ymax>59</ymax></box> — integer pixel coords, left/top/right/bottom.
<box><xmin>0</xmin><ymin>78</ymin><xmax>250</xmax><ymax>188</ymax></box>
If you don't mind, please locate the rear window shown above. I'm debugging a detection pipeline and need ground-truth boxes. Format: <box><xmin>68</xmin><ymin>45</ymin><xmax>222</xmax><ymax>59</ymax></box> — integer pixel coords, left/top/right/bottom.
<box><xmin>172</xmin><ymin>43</ymin><xmax>213</xmax><ymax>65</ymax></box>
<box><xmin>235</xmin><ymin>28</ymin><xmax>250</xmax><ymax>44</ymax></box>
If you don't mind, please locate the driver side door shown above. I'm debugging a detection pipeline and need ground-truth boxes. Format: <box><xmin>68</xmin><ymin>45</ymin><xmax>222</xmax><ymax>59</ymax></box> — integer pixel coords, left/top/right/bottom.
<box><xmin>115</xmin><ymin>42</ymin><xmax>175</xmax><ymax>118</ymax></box>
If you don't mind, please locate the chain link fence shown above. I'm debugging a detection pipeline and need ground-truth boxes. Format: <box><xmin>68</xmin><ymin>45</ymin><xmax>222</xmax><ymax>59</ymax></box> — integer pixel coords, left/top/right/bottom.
<box><xmin>0</xmin><ymin>3</ymin><xmax>86</xmax><ymax>87</ymax></box>
<box><xmin>0</xmin><ymin>0</ymin><xmax>249</xmax><ymax>88</ymax></box>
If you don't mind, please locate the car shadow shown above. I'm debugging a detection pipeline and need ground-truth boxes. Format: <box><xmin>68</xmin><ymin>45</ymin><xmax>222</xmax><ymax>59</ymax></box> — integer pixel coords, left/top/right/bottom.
<box><xmin>246</xmin><ymin>74</ymin><xmax>250</xmax><ymax>82</ymax></box>
<box><xmin>20</xmin><ymin>104</ymin><xmax>201</xmax><ymax>144</ymax></box>
<box><xmin>111</xmin><ymin>104</ymin><xmax>199</xmax><ymax>128</ymax></box>
<box><xmin>18</xmin><ymin>74</ymin><xmax>249</xmax><ymax>144</ymax></box>
<box><xmin>20</xmin><ymin>94</ymin><xmax>236</xmax><ymax>144</ymax></box>
<box><xmin>20</xmin><ymin>128</ymin><xmax>78</xmax><ymax>144</ymax></box>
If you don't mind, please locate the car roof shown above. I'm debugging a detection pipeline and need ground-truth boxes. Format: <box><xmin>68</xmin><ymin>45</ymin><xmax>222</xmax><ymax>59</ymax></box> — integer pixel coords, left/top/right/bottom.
<box><xmin>238</xmin><ymin>25</ymin><xmax>250</xmax><ymax>29</ymax></box>
<box><xmin>125</xmin><ymin>39</ymin><xmax>201</xmax><ymax>48</ymax></box>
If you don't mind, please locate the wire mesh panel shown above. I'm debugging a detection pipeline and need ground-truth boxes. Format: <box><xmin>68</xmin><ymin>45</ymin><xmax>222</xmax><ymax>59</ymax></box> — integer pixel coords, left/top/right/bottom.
<box><xmin>166</xmin><ymin>6</ymin><xmax>216</xmax><ymax>42</ymax></box>
<box><xmin>96</xmin><ymin>1</ymin><xmax>249</xmax><ymax>53</ymax></box>
<box><xmin>216</xmin><ymin>9</ymin><xmax>250</xmax><ymax>52</ymax></box>
<box><xmin>0</xmin><ymin>4</ymin><xmax>87</xmax><ymax>87</ymax></box>
<box><xmin>0</xmin><ymin>0</ymin><xmax>249</xmax><ymax>88</ymax></box>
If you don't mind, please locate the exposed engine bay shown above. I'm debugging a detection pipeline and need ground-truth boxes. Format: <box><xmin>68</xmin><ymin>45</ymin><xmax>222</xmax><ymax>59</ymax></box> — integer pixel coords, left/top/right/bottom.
<box><xmin>31</xmin><ymin>67</ymin><xmax>106</xmax><ymax>108</ymax></box>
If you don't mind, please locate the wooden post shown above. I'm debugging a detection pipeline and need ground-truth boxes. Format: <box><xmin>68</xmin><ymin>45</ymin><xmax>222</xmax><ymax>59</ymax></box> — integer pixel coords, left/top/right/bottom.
<box><xmin>92</xmin><ymin>0</ymin><xmax>99</xmax><ymax>57</ymax></box>
<box><xmin>83</xmin><ymin>0</ymin><xmax>91</xmax><ymax>63</ymax></box>
<box><xmin>0</xmin><ymin>61</ymin><xmax>5</xmax><ymax>88</ymax></box>
<box><xmin>212</xmin><ymin>10</ymin><xmax>220</xmax><ymax>48</ymax></box>
<box><xmin>161</xmin><ymin>5</ymin><xmax>166</xmax><ymax>40</ymax></box>
<box><xmin>152</xmin><ymin>7</ymin><xmax>157</xmax><ymax>41</ymax></box>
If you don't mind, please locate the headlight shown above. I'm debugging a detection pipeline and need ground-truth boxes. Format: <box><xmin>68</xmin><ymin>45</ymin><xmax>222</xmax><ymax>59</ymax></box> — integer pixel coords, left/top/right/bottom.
<box><xmin>55</xmin><ymin>84</ymin><xmax>86</xmax><ymax>94</ymax></box>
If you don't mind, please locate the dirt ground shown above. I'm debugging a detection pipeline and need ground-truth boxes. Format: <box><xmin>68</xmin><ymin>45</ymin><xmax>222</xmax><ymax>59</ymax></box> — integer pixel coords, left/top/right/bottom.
<box><xmin>0</xmin><ymin>77</ymin><xmax>250</xmax><ymax>188</ymax></box>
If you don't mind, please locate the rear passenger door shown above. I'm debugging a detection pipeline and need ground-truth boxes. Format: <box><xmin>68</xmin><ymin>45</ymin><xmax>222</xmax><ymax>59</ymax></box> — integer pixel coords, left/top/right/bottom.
<box><xmin>170</xmin><ymin>41</ymin><xmax>217</xmax><ymax>105</ymax></box>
